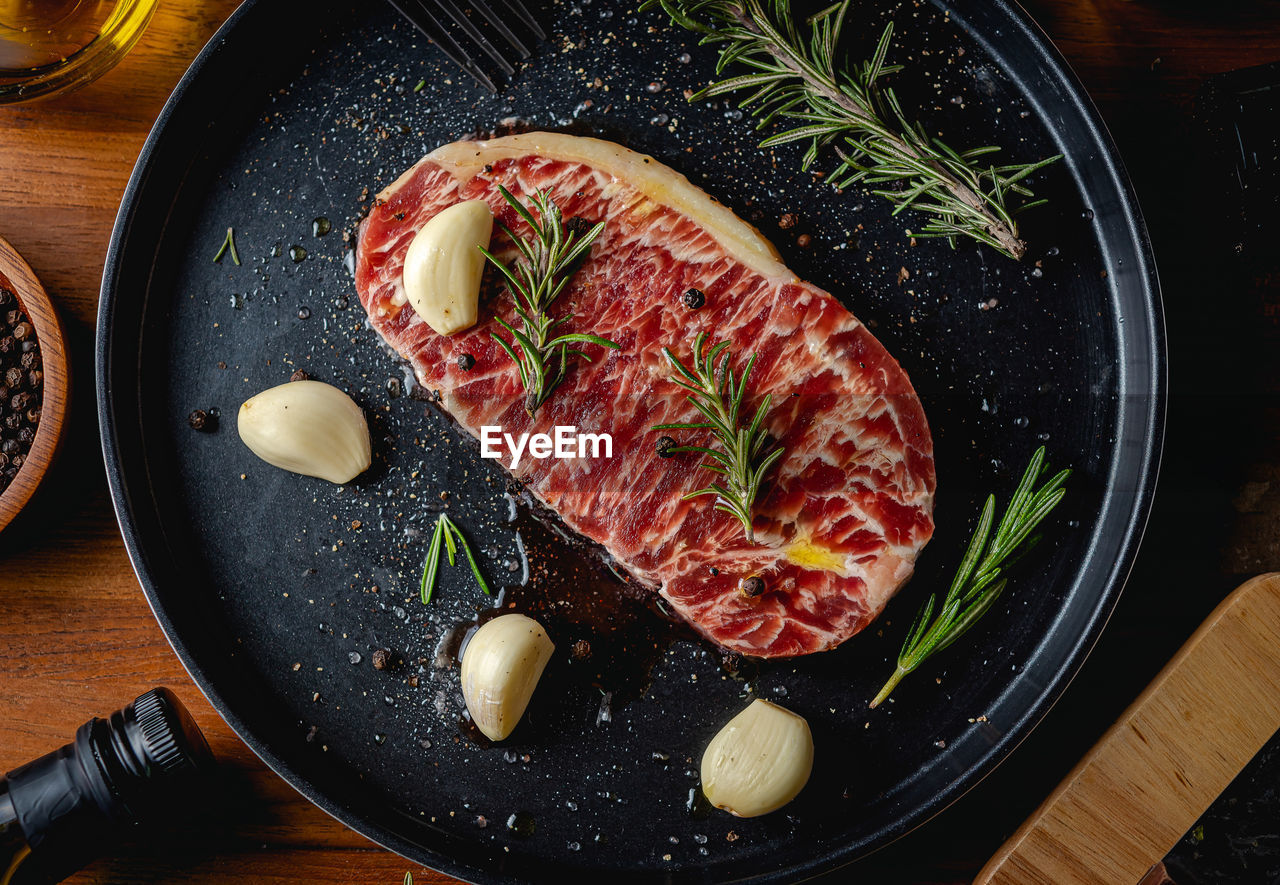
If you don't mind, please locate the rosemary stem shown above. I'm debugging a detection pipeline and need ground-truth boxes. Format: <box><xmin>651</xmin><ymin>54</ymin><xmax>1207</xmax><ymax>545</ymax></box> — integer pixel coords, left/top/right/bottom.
<box><xmin>728</xmin><ymin>6</ymin><xmax>1026</xmax><ymax>258</ymax></box>
<box><xmin>869</xmin><ymin>667</ymin><xmax>906</xmax><ymax>709</ymax></box>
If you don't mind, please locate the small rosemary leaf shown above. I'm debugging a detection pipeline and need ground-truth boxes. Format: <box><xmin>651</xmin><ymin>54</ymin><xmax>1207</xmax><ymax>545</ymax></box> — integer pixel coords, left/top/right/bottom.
<box><xmin>477</xmin><ymin>245</ymin><xmax>525</xmax><ymax>291</ymax></box>
<box><xmin>935</xmin><ymin>578</ymin><xmax>1008</xmax><ymax>656</ymax></box>
<box><xmin>442</xmin><ymin>515</ymin><xmax>458</xmax><ymax>567</ymax></box>
<box><xmin>549</xmin><ymin>332</ymin><xmax>621</xmax><ymax>349</ymax></box>
<box><xmin>420</xmin><ymin>519</ymin><xmax>446</xmax><ymax>604</ymax></box>
<box><xmin>948</xmin><ymin>494</ymin><xmax>995</xmax><ymax>598</ymax></box>
<box><xmin>496</xmin><ymin>185</ymin><xmax>538</xmax><ymax>230</ymax></box>
<box><xmin>444</xmin><ymin>516</ymin><xmax>491</xmax><ymax>596</ymax></box>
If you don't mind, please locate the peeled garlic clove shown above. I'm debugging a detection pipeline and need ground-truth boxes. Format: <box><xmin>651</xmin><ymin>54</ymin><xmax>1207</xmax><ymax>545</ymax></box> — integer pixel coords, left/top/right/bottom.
<box><xmin>461</xmin><ymin>613</ymin><xmax>554</xmax><ymax>741</ymax></box>
<box><xmin>701</xmin><ymin>699</ymin><xmax>813</xmax><ymax>817</ymax></box>
<box><xmin>402</xmin><ymin>199</ymin><xmax>493</xmax><ymax>336</ymax></box>
<box><xmin>237</xmin><ymin>380</ymin><xmax>371</xmax><ymax>484</ymax></box>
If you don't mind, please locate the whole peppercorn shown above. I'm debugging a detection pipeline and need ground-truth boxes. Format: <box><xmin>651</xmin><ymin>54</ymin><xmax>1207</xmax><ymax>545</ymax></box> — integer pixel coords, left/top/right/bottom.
<box><xmin>656</xmin><ymin>435</ymin><xmax>677</xmax><ymax>458</ymax></box>
<box><xmin>370</xmin><ymin>648</ymin><xmax>394</xmax><ymax>671</ymax></box>
<box><xmin>739</xmin><ymin>575</ymin><xmax>765</xmax><ymax>598</ymax></box>
<box><xmin>0</xmin><ymin>289</ymin><xmax>40</xmax><ymax>495</ymax></box>
<box><xmin>187</xmin><ymin>409</ymin><xmax>217</xmax><ymax>432</ymax></box>
<box><xmin>778</xmin><ymin>213</ymin><xmax>798</xmax><ymax>230</ymax></box>
<box><xmin>796</xmin><ymin>234</ymin><xmax>813</xmax><ymax>249</ymax></box>
<box><xmin>682</xmin><ymin>288</ymin><xmax>706</xmax><ymax>309</ymax></box>
<box><xmin>289</xmin><ymin>368</ymin><xmax>311</xmax><ymax>382</ymax></box>
<box><xmin>570</xmin><ymin>639</ymin><xmax>592</xmax><ymax>661</ymax></box>
<box><xmin>457</xmin><ymin>353</ymin><xmax>476</xmax><ymax>371</ymax></box>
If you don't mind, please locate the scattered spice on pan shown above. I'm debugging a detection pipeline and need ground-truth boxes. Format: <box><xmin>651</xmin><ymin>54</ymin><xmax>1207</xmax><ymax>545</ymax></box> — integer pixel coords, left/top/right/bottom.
<box><xmin>0</xmin><ymin>286</ymin><xmax>42</xmax><ymax>495</ymax></box>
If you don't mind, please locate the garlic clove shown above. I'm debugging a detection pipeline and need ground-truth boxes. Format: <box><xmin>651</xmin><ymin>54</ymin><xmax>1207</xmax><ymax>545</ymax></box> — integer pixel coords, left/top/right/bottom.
<box><xmin>700</xmin><ymin>699</ymin><xmax>813</xmax><ymax>817</ymax></box>
<box><xmin>460</xmin><ymin>613</ymin><xmax>554</xmax><ymax>741</ymax></box>
<box><xmin>402</xmin><ymin>199</ymin><xmax>493</xmax><ymax>336</ymax></box>
<box><xmin>237</xmin><ymin>380</ymin><xmax>372</xmax><ymax>484</ymax></box>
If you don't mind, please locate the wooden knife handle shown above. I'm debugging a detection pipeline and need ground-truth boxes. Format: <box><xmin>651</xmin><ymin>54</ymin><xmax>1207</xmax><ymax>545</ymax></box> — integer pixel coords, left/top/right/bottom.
<box><xmin>976</xmin><ymin>573</ymin><xmax>1280</xmax><ymax>885</ymax></box>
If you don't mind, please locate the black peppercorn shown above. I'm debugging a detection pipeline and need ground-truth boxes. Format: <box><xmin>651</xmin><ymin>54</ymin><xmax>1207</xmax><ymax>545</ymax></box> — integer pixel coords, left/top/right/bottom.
<box><xmin>570</xmin><ymin>639</ymin><xmax>592</xmax><ymax>661</ymax></box>
<box><xmin>0</xmin><ymin>289</ymin><xmax>40</xmax><ymax>495</ymax></box>
<box><xmin>457</xmin><ymin>353</ymin><xmax>476</xmax><ymax>371</ymax></box>
<box><xmin>290</xmin><ymin>369</ymin><xmax>310</xmax><ymax>382</ymax></box>
<box><xmin>187</xmin><ymin>409</ymin><xmax>217</xmax><ymax>432</ymax></box>
<box><xmin>370</xmin><ymin>648</ymin><xmax>394</xmax><ymax>670</ymax></box>
<box><xmin>656</xmin><ymin>435</ymin><xmax>677</xmax><ymax>458</ymax></box>
<box><xmin>739</xmin><ymin>576</ymin><xmax>765</xmax><ymax>597</ymax></box>
<box><xmin>682</xmin><ymin>288</ymin><xmax>705</xmax><ymax>309</ymax></box>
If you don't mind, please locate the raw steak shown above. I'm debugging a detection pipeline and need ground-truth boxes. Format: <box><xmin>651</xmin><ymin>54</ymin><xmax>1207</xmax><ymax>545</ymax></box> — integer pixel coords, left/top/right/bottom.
<box><xmin>356</xmin><ymin>132</ymin><xmax>935</xmax><ymax>658</ymax></box>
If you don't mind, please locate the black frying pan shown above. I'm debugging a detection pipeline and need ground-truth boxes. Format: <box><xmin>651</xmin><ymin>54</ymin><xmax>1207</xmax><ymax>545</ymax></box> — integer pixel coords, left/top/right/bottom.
<box><xmin>97</xmin><ymin>0</ymin><xmax>1163</xmax><ymax>881</ymax></box>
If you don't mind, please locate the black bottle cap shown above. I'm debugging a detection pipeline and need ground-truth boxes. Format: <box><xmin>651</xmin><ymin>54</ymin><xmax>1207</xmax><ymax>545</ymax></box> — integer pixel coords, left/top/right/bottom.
<box><xmin>5</xmin><ymin>688</ymin><xmax>215</xmax><ymax>881</ymax></box>
<box><xmin>83</xmin><ymin>687</ymin><xmax>214</xmax><ymax>819</ymax></box>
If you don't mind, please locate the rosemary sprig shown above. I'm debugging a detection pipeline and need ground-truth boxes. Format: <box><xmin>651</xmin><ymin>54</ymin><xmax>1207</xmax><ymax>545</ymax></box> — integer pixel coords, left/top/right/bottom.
<box><xmin>480</xmin><ymin>186</ymin><xmax>620</xmax><ymax>417</ymax></box>
<box><xmin>654</xmin><ymin>331</ymin><xmax>784</xmax><ymax>544</ymax></box>
<box><xmin>213</xmin><ymin>227</ymin><xmax>241</xmax><ymax>266</ymax></box>
<box><xmin>641</xmin><ymin>0</ymin><xmax>1061</xmax><ymax>259</ymax></box>
<box><xmin>870</xmin><ymin>446</ymin><xmax>1070</xmax><ymax>708</ymax></box>
<box><xmin>420</xmin><ymin>513</ymin><xmax>491</xmax><ymax>604</ymax></box>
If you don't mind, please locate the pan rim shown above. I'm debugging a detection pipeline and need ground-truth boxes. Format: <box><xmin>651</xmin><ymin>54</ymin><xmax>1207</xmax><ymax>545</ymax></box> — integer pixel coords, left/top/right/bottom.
<box><xmin>96</xmin><ymin>0</ymin><xmax>1166</xmax><ymax>881</ymax></box>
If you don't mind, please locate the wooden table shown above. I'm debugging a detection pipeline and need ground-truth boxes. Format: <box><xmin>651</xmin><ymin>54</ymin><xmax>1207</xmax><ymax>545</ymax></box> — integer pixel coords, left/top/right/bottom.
<box><xmin>2</xmin><ymin>2</ymin><xmax>1278</xmax><ymax>882</ymax></box>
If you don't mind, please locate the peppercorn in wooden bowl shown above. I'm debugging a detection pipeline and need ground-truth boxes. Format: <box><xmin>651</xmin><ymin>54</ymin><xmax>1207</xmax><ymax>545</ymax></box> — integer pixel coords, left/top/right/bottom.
<box><xmin>0</xmin><ymin>236</ymin><xmax>69</xmax><ymax>534</ymax></box>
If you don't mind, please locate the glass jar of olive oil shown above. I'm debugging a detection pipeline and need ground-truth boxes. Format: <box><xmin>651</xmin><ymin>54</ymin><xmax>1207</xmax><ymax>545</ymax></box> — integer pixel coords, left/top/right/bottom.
<box><xmin>0</xmin><ymin>0</ymin><xmax>157</xmax><ymax>104</ymax></box>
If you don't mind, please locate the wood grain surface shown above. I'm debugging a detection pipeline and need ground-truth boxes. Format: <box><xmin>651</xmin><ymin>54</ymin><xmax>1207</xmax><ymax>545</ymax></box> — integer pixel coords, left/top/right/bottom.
<box><xmin>1</xmin><ymin>1</ymin><xmax>1279</xmax><ymax>884</ymax></box>
<box><xmin>0</xmin><ymin>235</ymin><xmax>70</xmax><ymax>534</ymax></box>
<box><xmin>975</xmin><ymin>574</ymin><xmax>1280</xmax><ymax>885</ymax></box>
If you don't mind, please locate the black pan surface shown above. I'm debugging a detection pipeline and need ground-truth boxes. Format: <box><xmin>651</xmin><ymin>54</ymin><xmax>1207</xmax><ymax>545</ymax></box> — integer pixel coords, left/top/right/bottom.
<box><xmin>97</xmin><ymin>0</ymin><xmax>1163</xmax><ymax>881</ymax></box>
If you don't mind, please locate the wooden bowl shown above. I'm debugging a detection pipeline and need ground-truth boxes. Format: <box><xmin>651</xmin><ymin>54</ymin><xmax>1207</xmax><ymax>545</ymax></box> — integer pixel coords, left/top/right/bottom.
<box><xmin>0</xmin><ymin>236</ymin><xmax>70</xmax><ymax>534</ymax></box>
